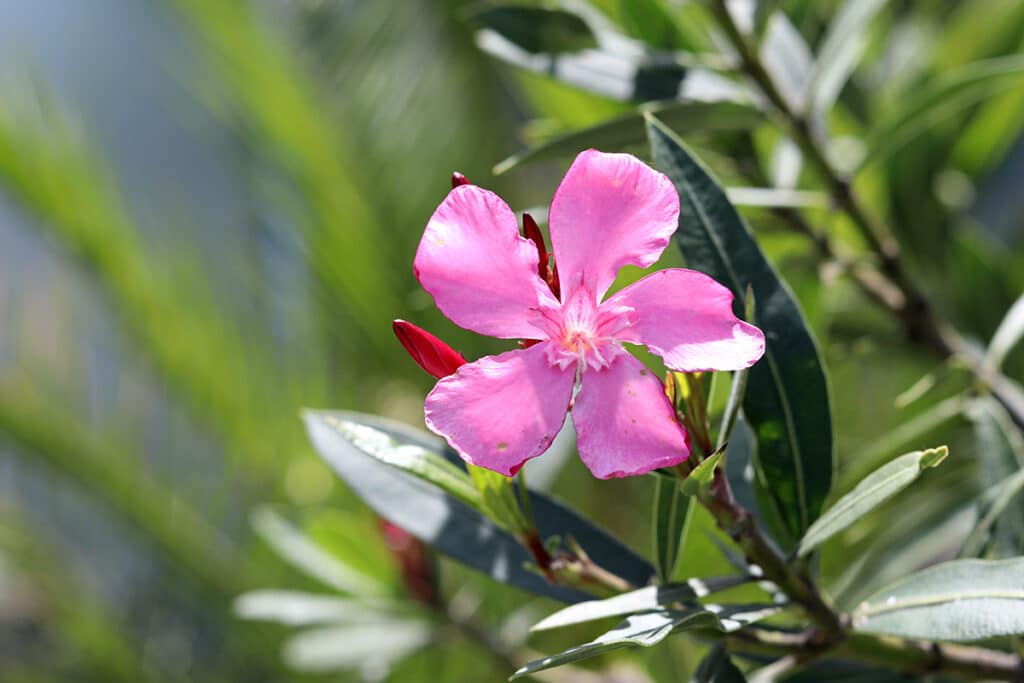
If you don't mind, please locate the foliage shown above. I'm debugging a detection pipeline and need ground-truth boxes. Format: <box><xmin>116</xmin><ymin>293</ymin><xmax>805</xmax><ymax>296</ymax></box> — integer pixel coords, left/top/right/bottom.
<box><xmin>1</xmin><ymin>0</ymin><xmax>1024</xmax><ymax>682</ymax></box>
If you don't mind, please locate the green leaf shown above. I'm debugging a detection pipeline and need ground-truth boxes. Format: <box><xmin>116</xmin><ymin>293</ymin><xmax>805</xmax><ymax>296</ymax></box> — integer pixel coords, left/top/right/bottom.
<box><xmin>251</xmin><ymin>508</ymin><xmax>387</xmax><ymax>597</ymax></box>
<box><xmin>325</xmin><ymin>417</ymin><xmax>481</xmax><ymax>510</ymax></box>
<box><xmin>467</xmin><ymin>464</ymin><xmax>529</xmax><ymax>534</ymax></box>
<box><xmin>680</xmin><ymin>450</ymin><xmax>725</xmax><ymax>497</ymax></box>
<box><xmin>494</xmin><ymin>100</ymin><xmax>760</xmax><ymax>175</ymax></box>
<box><xmin>531</xmin><ymin>577</ymin><xmax>750</xmax><ymax>631</ymax></box>
<box><xmin>617</xmin><ymin>0</ymin><xmax>683</xmax><ymax>49</ymax></box>
<box><xmin>986</xmin><ymin>293</ymin><xmax>1024</xmax><ymax>370</ymax></box>
<box><xmin>862</xmin><ymin>55</ymin><xmax>1024</xmax><ymax>167</ymax></box>
<box><xmin>468</xmin><ymin>4</ymin><xmax>597</xmax><ymax>54</ymax></box>
<box><xmin>961</xmin><ymin>398</ymin><xmax>1024</xmax><ymax>557</ymax></box>
<box><xmin>853</xmin><ymin>558</ymin><xmax>1024</xmax><ymax>641</ymax></box>
<box><xmin>796</xmin><ymin>446</ymin><xmax>948</xmax><ymax>558</ymax></box>
<box><xmin>653</xmin><ymin>477</ymin><xmax>693</xmax><ymax>582</ymax></box>
<box><xmin>647</xmin><ymin>116</ymin><xmax>835</xmax><ymax>549</ymax></box>
<box><xmin>513</xmin><ymin>605</ymin><xmax>778</xmax><ymax>678</ymax></box>
<box><xmin>691</xmin><ymin>642</ymin><xmax>747</xmax><ymax>682</ymax></box>
<box><xmin>304</xmin><ymin>411</ymin><xmax>654</xmax><ymax>602</ymax></box>
<box><xmin>804</xmin><ymin>0</ymin><xmax>886</xmax><ymax>115</ymax></box>
<box><xmin>759</xmin><ymin>12</ymin><xmax>812</xmax><ymax>110</ymax></box>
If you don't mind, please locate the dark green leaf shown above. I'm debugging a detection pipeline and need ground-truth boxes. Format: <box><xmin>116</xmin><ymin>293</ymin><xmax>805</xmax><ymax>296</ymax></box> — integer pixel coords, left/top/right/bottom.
<box><xmin>304</xmin><ymin>411</ymin><xmax>654</xmax><ymax>602</ymax></box>
<box><xmin>796</xmin><ymin>446</ymin><xmax>948</xmax><ymax>558</ymax></box>
<box><xmin>513</xmin><ymin>605</ymin><xmax>778</xmax><ymax>678</ymax></box>
<box><xmin>691</xmin><ymin>642</ymin><xmax>747</xmax><ymax>682</ymax></box>
<box><xmin>468</xmin><ymin>4</ymin><xmax>597</xmax><ymax>54</ymax></box>
<box><xmin>852</xmin><ymin>558</ymin><xmax>1024</xmax><ymax>641</ymax></box>
<box><xmin>494</xmin><ymin>100</ymin><xmax>760</xmax><ymax>175</ymax></box>
<box><xmin>653</xmin><ymin>477</ymin><xmax>692</xmax><ymax>582</ymax></box>
<box><xmin>531</xmin><ymin>577</ymin><xmax>750</xmax><ymax>631</ymax></box>
<box><xmin>647</xmin><ymin>116</ymin><xmax>834</xmax><ymax>549</ymax></box>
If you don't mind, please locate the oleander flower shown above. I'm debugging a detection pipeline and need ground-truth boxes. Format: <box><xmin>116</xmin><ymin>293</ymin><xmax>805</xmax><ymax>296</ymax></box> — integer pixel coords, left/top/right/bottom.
<box><xmin>413</xmin><ymin>150</ymin><xmax>765</xmax><ymax>479</ymax></box>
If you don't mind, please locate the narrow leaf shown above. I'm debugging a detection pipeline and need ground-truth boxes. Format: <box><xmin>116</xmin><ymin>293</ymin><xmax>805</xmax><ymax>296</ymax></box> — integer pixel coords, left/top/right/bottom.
<box><xmin>759</xmin><ymin>12</ymin><xmax>812</xmax><ymax>110</ymax></box>
<box><xmin>514</xmin><ymin>605</ymin><xmax>777</xmax><ymax>678</ymax></box>
<box><xmin>468</xmin><ymin>4</ymin><xmax>597</xmax><ymax>54</ymax></box>
<box><xmin>680</xmin><ymin>450</ymin><xmax>725</xmax><ymax>497</ymax></box>
<box><xmin>494</xmin><ymin>100</ymin><xmax>761</xmax><ymax>175</ymax></box>
<box><xmin>647</xmin><ymin>116</ymin><xmax>834</xmax><ymax>548</ymax></box>
<box><xmin>796</xmin><ymin>446</ymin><xmax>948</xmax><ymax>557</ymax></box>
<box><xmin>986</xmin><ymin>293</ymin><xmax>1024</xmax><ymax>370</ymax></box>
<box><xmin>234</xmin><ymin>590</ymin><xmax>397</xmax><ymax>627</ymax></box>
<box><xmin>283</xmin><ymin>620</ymin><xmax>431</xmax><ymax>672</ymax></box>
<box><xmin>691</xmin><ymin>642</ymin><xmax>747</xmax><ymax>682</ymax></box>
<box><xmin>532</xmin><ymin>577</ymin><xmax>749</xmax><ymax>631</ymax></box>
<box><xmin>653</xmin><ymin>477</ymin><xmax>692</xmax><ymax>582</ymax></box>
<box><xmin>853</xmin><ymin>558</ymin><xmax>1024</xmax><ymax>641</ymax></box>
<box><xmin>251</xmin><ymin>508</ymin><xmax>386</xmax><ymax>597</ymax></box>
<box><xmin>804</xmin><ymin>0</ymin><xmax>887</xmax><ymax>115</ymax></box>
<box><xmin>862</xmin><ymin>55</ymin><xmax>1024</xmax><ymax>167</ymax></box>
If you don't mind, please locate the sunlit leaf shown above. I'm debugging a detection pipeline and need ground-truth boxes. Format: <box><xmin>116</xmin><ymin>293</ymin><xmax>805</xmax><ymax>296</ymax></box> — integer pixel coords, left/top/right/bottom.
<box><xmin>647</xmin><ymin>116</ymin><xmax>834</xmax><ymax>549</ymax></box>
<box><xmin>853</xmin><ymin>558</ymin><xmax>1024</xmax><ymax>641</ymax></box>
<box><xmin>531</xmin><ymin>577</ymin><xmax>749</xmax><ymax>631</ymax></box>
<box><xmin>804</xmin><ymin>0</ymin><xmax>887</xmax><ymax>115</ymax></box>
<box><xmin>234</xmin><ymin>590</ymin><xmax>399</xmax><ymax>626</ymax></box>
<box><xmin>283</xmin><ymin>620</ymin><xmax>432</xmax><ymax>673</ymax></box>
<box><xmin>513</xmin><ymin>604</ymin><xmax>778</xmax><ymax>678</ymax></box>
<box><xmin>986</xmin><ymin>293</ymin><xmax>1024</xmax><ymax>370</ymax></box>
<box><xmin>759</xmin><ymin>12</ymin><xmax>812</xmax><ymax>111</ymax></box>
<box><xmin>796</xmin><ymin>447</ymin><xmax>948</xmax><ymax>558</ymax></box>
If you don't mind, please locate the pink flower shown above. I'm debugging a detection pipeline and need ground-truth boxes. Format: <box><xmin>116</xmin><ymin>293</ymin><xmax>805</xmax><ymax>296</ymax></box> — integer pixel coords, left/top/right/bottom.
<box><xmin>414</xmin><ymin>150</ymin><xmax>765</xmax><ymax>479</ymax></box>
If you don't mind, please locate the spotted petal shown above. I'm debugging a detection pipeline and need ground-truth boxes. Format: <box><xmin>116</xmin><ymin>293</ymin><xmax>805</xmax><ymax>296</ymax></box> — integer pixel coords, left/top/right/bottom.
<box><xmin>424</xmin><ymin>343</ymin><xmax>574</xmax><ymax>477</ymax></box>
<box><xmin>549</xmin><ymin>150</ymin><xmax>679</xmax><ymax>301</ymax></box>
<box><xmin>606</xmin><ymin>269</ymin><xmax>765</xmax><ymax>372</ymax></box>
<box><xmin>415</xmin><ymin>185</ymin><xmax>558</xmax><ymax>339</ymax></box>
<box><xmin>572</xmin><ymin>353</ymin><xmax>689</xmax><ymax>479</ymax></box>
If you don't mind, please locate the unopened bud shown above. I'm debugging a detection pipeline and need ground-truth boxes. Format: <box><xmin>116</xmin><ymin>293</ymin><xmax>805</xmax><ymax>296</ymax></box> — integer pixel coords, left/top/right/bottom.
<box><xmin>522</xmin><ymin>213</ymin><xmax>561</xmax><ymax>299</ymax></box>
<box><xmin>393</xmin><ymin>319</ymin><xmax>466</xmax><ymax>379</ymax></box>
<box><xmin>451</xmin><ymin>172</ymin><xmax>470</xmax><ymax>189</ymax></box>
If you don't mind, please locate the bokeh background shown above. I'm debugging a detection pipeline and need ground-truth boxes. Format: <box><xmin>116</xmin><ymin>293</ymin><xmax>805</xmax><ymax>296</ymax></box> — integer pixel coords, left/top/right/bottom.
<box><xmin>0</xmin><ymin>1</ymin><xmax>1022</xmax><ymax>681</ymax></box>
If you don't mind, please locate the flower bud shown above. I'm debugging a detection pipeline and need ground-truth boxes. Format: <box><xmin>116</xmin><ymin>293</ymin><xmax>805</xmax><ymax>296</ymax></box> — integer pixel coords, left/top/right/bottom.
<box><xmin>393</xmin><ymin>319</ymin><xmax>466</xmax><ymax>379</ymax></box>
<box><xmin>451</xmin><ymin>172</ymin><xmax>470</xmax><ymax>189</ymax></box>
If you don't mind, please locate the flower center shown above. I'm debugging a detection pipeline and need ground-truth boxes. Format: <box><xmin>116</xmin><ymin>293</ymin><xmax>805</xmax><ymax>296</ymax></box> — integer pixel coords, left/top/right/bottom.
<box><xmin>534</xmin><ymin>287</ymin><xmax>634</xmax><ymax>373</ymax></box>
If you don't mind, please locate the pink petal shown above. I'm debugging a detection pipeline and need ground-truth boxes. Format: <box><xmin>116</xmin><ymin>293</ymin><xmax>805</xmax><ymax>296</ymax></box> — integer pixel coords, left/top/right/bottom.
<box><xmin>415</xmin><ymin>185</ymin><xmax>558</xmax><ymax>339</ymax></box>
<box><xmin>548</xmin><ymin>150</ymin><xmax>679</xmax><ymax>300</ymax></box>
<box><xmin>572</xmin><ymin>353</ymin><xmax>689</xmax><ymax>479</ymax></box>
<box><xmin>605</xmin><ymin>269</ymin><xmax>765</xmax><ymax>372</ymax></box>
<box><xmin>424</xmin><ymin>343</ymin><xmax>574</xmax><ymax>477</ymax></box>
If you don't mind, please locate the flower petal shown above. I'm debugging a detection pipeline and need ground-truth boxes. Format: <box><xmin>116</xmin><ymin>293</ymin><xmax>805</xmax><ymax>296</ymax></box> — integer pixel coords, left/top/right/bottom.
<box><xmin>572</xmin><ymin>353</ymin><xmax>689</xmax><ymax>479</ymax></box>
<box><xmin>606</xmin><ymin>269</ymin><xmax>765</xmax><ymax>372</ymax></box>
<box><xmin>424</xmin><ymin>343</ymin><xmax>574</xmax><ymax>476</ymax></box>
<box><xmin>549</xmin><ymin>150</ymin><xmax>679</xmax><ymax>300</ymax></box>
<box><xmin>415</xmin><ymin>185</ymin><xmax>558</xmax><ymax>339</ymax></box>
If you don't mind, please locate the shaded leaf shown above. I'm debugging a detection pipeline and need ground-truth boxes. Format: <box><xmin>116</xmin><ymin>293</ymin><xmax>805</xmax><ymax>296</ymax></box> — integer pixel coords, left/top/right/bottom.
<box><xmin>796</xmin><ymin>446</ymin><xmax>948</xmax><ymax>558</ymax></box>
<box><xmin>304</xmin><ymin>411</ymin><xmax>654</xmax><ymax>602</ymax></box>
<box><xmin>653</xmin><ymin>477</ymin><xmax>692</xmax><ymax>582</ymax></box>
<box><xmin>647</xmin><ymin>116</ymin><xmax>834</xmax><ymax>548</ymax></box>
<box><xmin>691</xmin><ymin>642</ymin><xmax>747</xmax><ymax>682</ymax></box>
<box><xmin>853</xmin><ymin>558</ymin><xmax>1024</xmax><ymax>641</ymax></box>
<box><xmin>862</xmin><ymin>55</ymin><xmax>1024</xmax><ymax>167</ymax></box>
<box><xmin>531</xmin><ymin>577</ymin><xmax>749</xmax><ymax>631</ymax></box>
<box><xmin>468</xmin><ymin>4</ymin><xmax>597</xmax><ymax>54</ymax></box>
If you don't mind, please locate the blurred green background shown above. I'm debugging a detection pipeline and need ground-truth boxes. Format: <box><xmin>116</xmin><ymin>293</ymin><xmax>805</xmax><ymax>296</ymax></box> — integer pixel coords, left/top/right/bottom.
<box><xmin>0</xmin><ymin>0</ymin><xmax>1022</xmax><ymax>681</ymax></box>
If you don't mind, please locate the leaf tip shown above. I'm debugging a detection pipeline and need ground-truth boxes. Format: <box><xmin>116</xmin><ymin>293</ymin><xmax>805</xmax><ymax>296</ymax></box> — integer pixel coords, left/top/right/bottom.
<box><xmin>921</xmin><ymin>445</ymin><xmax>949</xmax><ymax>469</ymax></box>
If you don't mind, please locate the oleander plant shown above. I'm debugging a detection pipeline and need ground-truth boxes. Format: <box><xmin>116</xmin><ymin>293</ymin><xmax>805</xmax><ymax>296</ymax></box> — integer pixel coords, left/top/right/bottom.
<box><xmin>3</xmin><ymin>1</ymin><xmax>1024</xmax><ymax>682</ymax></box>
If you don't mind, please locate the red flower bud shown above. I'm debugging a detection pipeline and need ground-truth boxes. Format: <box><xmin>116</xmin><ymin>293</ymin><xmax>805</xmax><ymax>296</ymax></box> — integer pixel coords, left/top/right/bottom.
<box><xmin>523</xmin><ymin>212</ymin><xmax>560</xmax><ymax>299</ymax></box>
<box><xmin>393</xmin><ymin>319</ymin><xmax>466</xmax><ymax>379</ymax></box>
<box><xmin>451</xmin><ymin>172</ymin><xmax>470</xmax><ymax>189</ymax></box>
